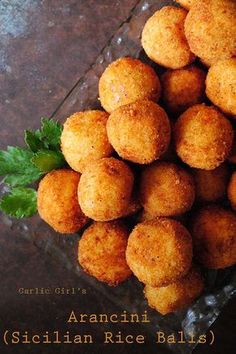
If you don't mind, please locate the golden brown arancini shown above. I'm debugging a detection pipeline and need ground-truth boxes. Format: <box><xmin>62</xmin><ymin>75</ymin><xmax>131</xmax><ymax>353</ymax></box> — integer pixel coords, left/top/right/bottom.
<box><xmin>175</xmin><ymin>0</ymin><xmax>195</xmax><ymax>10</ymax></box>
<box><xmin>98</xmin><ymin>57</ymin><xmax>161</xmax><ymax>113</ymax></box>
<box><xmin>141</xmin><ymin>6</ymin><xmax>195</xmax><ymax>69</ymax></box>
<box><xmin>192</xmin><ymin>205</ymin><xmax>236</xmax><ymax>269</ymax></box>
<box><xmin>174</xmin><ymin>104</ymin><xmax>234</xmax><ymax>170</ymax></box>
<box><xmin>161</xmin><ymin>66</ymin><xmax>206</xmax><ymax>114</ymax></box>
<box><xmin>61</xmin><ymin>110</ymin><xmax>113</xmax><ymax>173</ymax></box>
<box><xmin>78</xmin><ymin>157</ymin><xmax>134</xmax><ymax>221</ymax></box>
<box><xmin>206</xmin><ymin>58</ymin><xmax>236</xmax><ymax>116</ymax></box>
<box><xmin>144</xmin><ymin>266</ymin><xmax>204</xmax><ymax>315</ymax></box>
<box><xmin>184</xmin><ymin>0</ymin><xmax>236</xmax><ymax>67</ymax></box>
<box><xmin>140</xmin><ymin>162</ymin><xmax>195</xmax><ymax>217</ymax></box>
<box><xmin>126</xmin><ymin>218</ymin><xmax>193</xmax><ymax>287</ymax></box>
<box><xmin>193</xmin><ymin>164</ymin><xmax>229</xmax><ymax>202</ymax></box>
<box><xmin>37</xmin><ymin>169</ymin><xmax>88</xmax><ymax>234</ymax></box>
<box><xmin>107</xmin><ymin>100</ymin><xmax>171</xmax><ymax>164</ymax></box>
<box><xmin>227</xmin><ymin>172</ymin><xmax>236</xmax><ymax>211</ymax></box>
<box><xmin>78</xmin><ymin>221</ymin><xmax>132</xmax><ymax>286</ymax></box>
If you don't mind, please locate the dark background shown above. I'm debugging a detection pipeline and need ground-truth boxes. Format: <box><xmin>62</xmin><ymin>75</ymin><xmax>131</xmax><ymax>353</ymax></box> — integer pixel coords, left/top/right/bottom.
<box><xmin>0</xmin><ymin>1</ymin><xmax>235</xmax><ymax>353</ymax></box>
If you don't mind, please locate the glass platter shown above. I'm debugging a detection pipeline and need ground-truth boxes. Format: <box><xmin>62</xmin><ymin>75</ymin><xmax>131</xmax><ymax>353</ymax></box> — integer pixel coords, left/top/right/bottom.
<box><xmin>1</xmin><ymin>1</ymin><xmax>236</xmax><ymax>353</ymax></box>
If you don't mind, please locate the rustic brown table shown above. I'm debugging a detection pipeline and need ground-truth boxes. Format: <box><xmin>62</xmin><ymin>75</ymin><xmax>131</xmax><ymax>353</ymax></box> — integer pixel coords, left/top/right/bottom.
<box><xmin>0</xmin><ymin>1</ymin><xmax>235</xmax><ymax>353</ymax></box>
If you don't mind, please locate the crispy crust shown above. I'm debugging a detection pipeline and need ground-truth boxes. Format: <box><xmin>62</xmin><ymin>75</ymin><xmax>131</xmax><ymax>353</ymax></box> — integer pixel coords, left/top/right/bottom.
<box><xmin>185</xmin><ymin>0</ymin><xmax>236</xmax><ymax>66</ymax></box>
<box><xmin>144</xmin><ymin>266</ymin><xmax>204</xmax><ymax>315</ymax></box>
<box><xmin>193</xmin><ymin>163</ymin><xmax>229</xmax><ymax>202</ymax></box>
<box><xmin>174</xmin><ymin>104</ymin><xmax>234</xmax><ymax>169</ymax></box>
<box><xmin>227</xmin><ymin>172</ymin><xmax>236</xmax><ymax>211</ymax></box>
<box><xmin>141</xmin><ymin>6</ymin><xmax>195</xmax><ymax>69</ymax></box>
<box><xmin>78</xmin><ymin>221</ymin><xmax>132</xmax><ymax>286</ymax></box>
<box><xmin>175</xmin><ymin>0</ymin><xmax>195</xmax><ymax>10</ymax></box>
<box><xmin>192</xmin><ymin>205</ymin><xmax>236</xmax><ymax>268</ymax></box>
<box><xmin>107</xmin><ymin>100</ymin><xmax>171</xmax><ymax>164</ymax></box>
<box><xmin>140</xmin><ymin>162</ymin><xmax>195</xmax><ymax>217</ymax></box>
<box><xmin>78</xmin><ymin>157</ymin><xmax>134</xmax><ymax>221</ymax></box>
<box><xmin>61</xmin><ymin>110</ymin><xmax>113</xmax><ymax>173</ymax></box>
<box><xmin>99</xmin><ymin>57</ymin><xmax>161</xmax><ymax>113</ymax></box>
<box><xmin>37</xmin><ymin>169</ymin><xmax>88</xmax><ymax>234</ymax></box>
<box><xmin>161</xmin><ymin>66</ymin><xmax>206</xmax><ymax>114</ymax></box>
<box><xmin>206</xmin><ymin>58</ymin><xmax>236</xmax><ymax>116</ymax></box>
<box><xmin>126</xmin><ymin>218</ymin><xmax>193</xmax><ymax>287</ymax></box>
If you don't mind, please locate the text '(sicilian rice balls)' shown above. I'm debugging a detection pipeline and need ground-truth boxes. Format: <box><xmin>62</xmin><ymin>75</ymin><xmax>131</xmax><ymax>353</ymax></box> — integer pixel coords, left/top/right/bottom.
<box><xmin>184</xmin><ymin>0</ymin><xmax>236</xmax><ymax>66</ymax></box>
<box><xmin>107</xmin><ymin>99</ymin><xmax>171</xmax><ymax>164</ymax></box>
<box><xmin>61</xmin><ymin>110</ymin><xmax>113</xmax><ymax>173</ymax></box>
<box><xmin>192</xmin><ymin>205</ymin><xmax>236</xmax><ymax>269</ymax></box>
<box><xmin>161</xmin><ymin>66</ymin><xmax>206</xmax><ymax>115</ymax></box>
<box><xmin>78</xmin><ymin>157</ymin><xmax>134</xmax><ymax>221</ymax></box>
<box><xmin>37</xmin><ymin>169</ymin><xmax>88</xmax><ymax>234</ymax></box>
<box><xmin>140</xmin><ymin>162</ymin><xmax>195</xmax><ymax>217</ymax></box>
<box><xmin>78</xmin><ymin>221</ymin><xmax>132</xmax><ymax>286</ymax></box>
<box><xmin>206</xmin><ymin>58</ymin><xmax>236</xmax><ymax>116</ymax></box>
<box><xmin>141</xmin><ymin>6</ymin><xmax>195</xmax><ymax>69</ymax></box>
<box><xmin>174</xmin><ymin>104</ymin><xmax>234</xmax><ymax>170</ymax></box>
<box><xmin>126</xmin><ymin>218</ymin><xmax>192</xmax><ymax>287</ymax></box>
<box><xmin>98</xmin><ymin>57</ymin><xmax>161</xmax><ymax>113</ymax></box>
<box><xmin>144</xmin><ymin>266</ymin><xmax>204</xmax><ymax>315</ymax></box>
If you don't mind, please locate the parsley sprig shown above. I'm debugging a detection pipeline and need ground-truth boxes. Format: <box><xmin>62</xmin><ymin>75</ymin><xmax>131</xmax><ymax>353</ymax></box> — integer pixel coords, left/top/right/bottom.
<box><xmin>0</xmin><ymin>118</ymin><xmax>66</xmax><ymax>218</ymax></box>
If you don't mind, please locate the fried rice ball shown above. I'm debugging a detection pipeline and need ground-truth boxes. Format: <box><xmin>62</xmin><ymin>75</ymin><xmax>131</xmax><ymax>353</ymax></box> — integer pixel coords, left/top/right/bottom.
<box><xmin>98</xmin><ymin>57</ymin><xmax>161</xmax><ymax>113</ymax></box>
<box><xmin>184</xmin><ymin>0</ymin><xmax>236</xmax><ymax>67</ymax></box>
<box><xmin>37</xmin><ymin>169</ymin><xmax>88</xmax><ymax>234</ymax></box>
<box><xmin>107</xmin><ymin>100</ymin><xmax>171</xmax><ymax>164</ymax></box>
<box><xmin>192</xmin><ymin>206</ymin><xmax>236</xmax><ymax>269</ymax></box>
<box><xmin>144</xmin><ymin>266</ymin><xmax>204</xmax><ymax>315</ymax></box>
<box><xmin>175</xmin><ymin>0</ymin><xmax>195</xmax><ymax>10</ymax></box>
<box><xmin>206</xmin><ymin>58</ymin><xmax>236</xmax><ymax>116</ymax></box>
<box><xmin>78</xmin><ymin>157</ymin><xmax>134</xmax><ymax>221</ymax></box>
<box><xmin>227</xmin><ymin>172</ymin><xmax>236</xmax><ymax>211</ymax></box>
<box><xmin>161</xmin><ymin>66</ymin><xmax>206</xmax><ymax>114</ymax></box>
<box><xmin>61</xmin><ymin>110</ymin><xmax>113</xmax><ymax>173</ymax></box>
<box><xmin>141</xmin><ymin>6</ymin><xmax>195</xmax><ymax>69</ymax></box>
<box><xmin>126</xmin><ymin>218</ymin><xmax>193</xmax><ymax>287</ymax></box>
<box><xmin>193</xmin><ymin>164</ymin><xmax>229</xmax><ymax>202</ymax></box>
<box><xmin>174</xmin><ymin>104</ymin><xmax>234</xmax><ymax>170</ymax></box>
<box><xmin>140</xmin><ymin>162</ymin><xmax>195</xmax><ymax>217</ymax></box>
<box><xmin>78</xmin><ymin>221</ymin><xmax>132</xmax><ymax>286</ymax></box>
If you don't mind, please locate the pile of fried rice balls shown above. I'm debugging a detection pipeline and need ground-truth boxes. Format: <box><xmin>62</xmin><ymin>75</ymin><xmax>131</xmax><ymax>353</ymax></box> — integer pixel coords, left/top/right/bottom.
<box><xmin>37</xmin><ymin>0</ymin><xmax>236</xmax><ymax>315</ymax></box>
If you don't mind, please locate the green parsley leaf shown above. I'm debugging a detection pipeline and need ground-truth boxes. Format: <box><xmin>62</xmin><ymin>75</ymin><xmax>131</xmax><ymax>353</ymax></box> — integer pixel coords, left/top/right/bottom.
<box><xmin>0</xmin><ymin>187</ymin><xmax>37</xmax><ymax>218</ymax></box>
<box><xmin>0</xmin><ymin>147</ymin><xmax>42</xmax><ymax>187</ymax></box>
<box><xmin>39</xmin><ymin>117</ymin><xmax>63</xmax><ymax>150</ymax></box>
<box><xmin>24</xmin><ymin>130</ymin><xmax>45</xmax><ymax>152</ymax></box>
<box><xmin>31</xmin><ymin>150</ymin><xmax>66</xmax><ymax>173</ymax></box>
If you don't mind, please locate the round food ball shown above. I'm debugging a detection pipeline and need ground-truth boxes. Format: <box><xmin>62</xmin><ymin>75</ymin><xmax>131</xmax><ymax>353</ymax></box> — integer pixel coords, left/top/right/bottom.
<box><xmin>140</xmin><ymin>162</ymin><xmax>195</xmax><ymax>217</ymax></box>
<box><xmin>206</xmin><ymin>58</ymin><xmax>236</xmax><ymax>116</ymax></box>
<box><xmin>78</xmin><ymin>157</ymin><xmax>134</xmax><ymax>221</ymax></box>
<box><xmin>227</xmin><ymin>172</ymin><xmax>236</xmax><ymax>210</ymax></box>
<box><xmin>192</xmin><ymin>206</ymin><xmax>236</xmax><ymax>268</ymax></box>
<box><xmin>144</xmin><ymin>266</ymin><xmax>204</xmax><ymax>315</ymax></box>
<box><xmin>126</xmin><ymin>218</ymin><xmax>193</xmax><ymax>287</ymax></box>
<box><xmin>61</xmin><ymin>110</ymin><xmax>113</xmax><ymax>173</ymax></box>
<box><xmin>37</xmin><ymin>169</ymin><xmax>88</xmax><ymax>234</ymax></box>
<box><xmin>78</xmin><ymin>221</ymin><xmax>132</xmax><ymax>286</ymax></box>
<box><xmin>174</xmin><ymin>104</ymin><xmax>234</xmax><ymax>170</ymax></box>
<box><xmin>193</xmin><ymin>164</ymin><xmax>229</xmax><ymax>202</ymax></box>
<box><xmin>98</xmin><ymin>57</ymin><xmax>161</xmax><ymax>113</ymax></box>
<box><xmin>141</xmin><ymin>6</ymin><xmax>195</xmax><ymax>69</ymax></box>
<box><xmin>185</xmin><ymin>0</ymin><xmax>236</xmax><ymax>67</ymax></box>
<box><xmin>161</xmin><ymin>66</ymin><xmax>206</xmax><ymax>114</ymax></box>
<box><xmin>107</xmin><ymin>100</ymin><xmax>171</xmax><ymax>164</ymax></box>
<box><xmin>175</xmin><ymin>0</ymin><xmax>195</xmax><ymax>10</ymax></box>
